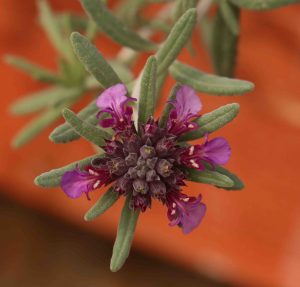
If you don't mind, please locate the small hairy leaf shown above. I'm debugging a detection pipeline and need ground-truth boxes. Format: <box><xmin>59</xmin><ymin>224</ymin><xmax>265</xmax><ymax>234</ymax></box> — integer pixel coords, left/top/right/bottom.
<box><xmin>84</xmin><ymin>187</ymin><xmax>119</xmax><ymax>221</ymax></box>
<box><xmin>5</xmin><ymin>55</ymin><xmax>60</xmax><ymax>83</ymax></box>
<box><xmin>70</xmin><ymin>32</ymin><xmax>121</xmax><ymax>87</ymax></box>
<box><xmin>138</xmin><ymin>56</ymin><xmax>157</xmax><ymax>125</ymax></box>
<box><xmin>229</xmin><ymin>0</ymin><xmax>300</xmax><ymax>10</ymax></box>
<box><xmin>80</xmin><ymin>0</ymin><xmax>156</xmax><ymax>51</ymax></box>
<box><xmin>62</xmin><ymin>108</ymin><xmax>111</xmax><ymax>146</ymax></box>
<box><xmin>156</xmin><ymin>8</ymin><xmax>197</xmax><ymax>75</ymax></box>
<box><xmin>50</xmin><ymin>100</ymin><xmax>99</xmax><ymax>143</ymax></box>
<box><xmin>110</xmin><ymin>196</ymin><xmax>139</xmax><ymax>272</ymax></box>
<box><xmin>170</xmin><ymin>61</ymin><xmax>254</xmax><ymax>95</ymax></box>
<box><xmin>214</xmin><ymin>166</ymin><xmax>244</xmax><ymax>190</ymax></box>
<box><xmin>34</xmin><ymin>154</ymin><xmax>102</xmax><ymax>188</ymax></box>
<box><xmin>179</xmin><ymin>103</ymin><xmax>240</xmax><ymax>141</ymax></box>
<box><xmin>220</xmin><ymin>0</ymin><xmax>240</xmax><ymax>36</ymax></box>
<box><xmin>186</xmin><ymin>168</ymin><xmax>234</xmax><ymax>188</ymax></box>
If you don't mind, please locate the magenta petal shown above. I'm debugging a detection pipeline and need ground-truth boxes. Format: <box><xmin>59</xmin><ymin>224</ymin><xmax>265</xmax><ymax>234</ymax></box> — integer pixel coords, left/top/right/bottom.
<box><xmin>181</xmin><ymin>197</ymin><xmax>206</xmax><ymax>234</ymax></box>
<box><xmin>61</xmin><ymin>168</ymin><xmax>96</xmax><ymax>199</ymax></box>
<box><xmin>99</xmin><ymin>118</ymin><xmax>115</xmax><ymax>128</ymax></box>
<box><xmin>203</xmin><ymin>137</ymin><xmax>231</xmax><ymax>165</ymax></box>
<box><xmin>172</xmin><ymin>85</ymin><xmax>202</xmax><ymax>120</ymax></box>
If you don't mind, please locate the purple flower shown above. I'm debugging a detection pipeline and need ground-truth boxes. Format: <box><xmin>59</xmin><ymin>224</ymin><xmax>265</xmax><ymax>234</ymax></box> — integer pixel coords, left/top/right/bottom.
<box><xmin>61</xmin><ymin>166</ymin><xmax>110</xmax><ymax>200</ymax></box>
<box><xmin>96</xmin><ymin>83</ymin><xmax>136</xmax><ymax>131</ymax></box>
<box><xmin>166</xmin><ymin>191</ymin><xmax>206</xmax><ymax>234</ymax></box>
<box><xmin>167</xmin><ymin>85</ymin><xmax>202</xmax><ymax>136</ymax></box>
<box><xmin>60</xmin><ymin>84</ymin><xmax>233</xmax><ymax>234</ymax></box>
<box><xmin>179</xmin><ymin>136</ymin><xmax>231</xmax><ymax>170</ymax></box>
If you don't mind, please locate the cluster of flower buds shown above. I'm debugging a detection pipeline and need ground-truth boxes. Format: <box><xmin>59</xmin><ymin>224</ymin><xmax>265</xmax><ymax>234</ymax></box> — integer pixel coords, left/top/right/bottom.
<box><xmin>61</xmin><ymin>84</ymin><xmax>231</xmax><ymax>234</ymax></box>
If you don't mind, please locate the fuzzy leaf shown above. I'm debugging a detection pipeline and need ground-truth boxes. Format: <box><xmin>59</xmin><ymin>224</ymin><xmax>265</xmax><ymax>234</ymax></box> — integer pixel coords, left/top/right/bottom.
<box><xmin>229</xmin><ymin>0</ymin><xmax>300</xmax><ymax>10</ymax></box>
<box><xmin>80</xmin><ymin>0</ymin><xmax>156</xmax><ymax>51</ymax></box>
<box><xmin>214</xmin><ymin>166</ymin><xmax>244</xmax><ymax>190</ymax></box>
<box><xmin>110</xmin><ymin>196</ymin><xmax>139</xmax><ymax>272</ymax></box>
<box><xmin>170</xmin><ymin>61</ymin><xmax>254</xmax><ymax>95</ymax></box>
<box><xmin>186</xmin><ymin>168</ymin><xmax>234</xmax><ymax>188</ymax></box>
<box><xmin>138</xmin><ymin>56</ymin><xmax>157</xmax><ymax>125</ymax></box>
<box><xmin>34</xmin><ymin>154</ymin><xmax>102</xmax><ymax>188</ymax></box>
<box><xmin>50</xmin><ymin>100</ymin><xmax>99</xmax><ymax>143</ymax></box>
<box><xmin>158</xmin><ymin>84</ymin><xmax>179</xmax><ymax>128</ymax></box>
<box><xmin>62</xmin><ymin>108</ymin><xmax>111</xmax><ymax>146</ymax></box>
<box><xmin>5</xmin><ymin>55</ymin><xmax>60</xmax><ymax>83</ymax></box>
<box><xmin>179</xmin><ymin>103</ymin><xmax>240</xmax><ymax>141</ymax></box>
<box><xmin>11</xmin><ymin>87</ymin><xmax>82</xmax><ymax>116</ymax></box>
<box><xmin>220</xmin><ymin>0</ymin><xmax>240</xmax><ymax>35</ymax></box>
<box><xmin>84</xmin><ymin>187</ymin><xmax>119</xmax><ymax>221</ymax></box>
<box><xmin>70</xmin><ymin>32</ymin><xmax>121</xmax><ymax>87</ymax></box>
<box><xmin>211</xmin><ymin>5</ymin><xmax>240</xmax><ymax>77</ymax></box>
<box><xmin>38</xmin><ymin>0</ymin><xmax>71</xmax><ymax>59</ymax></box>
<box><xmin>156</xmin><ymin>8</ymin><xmax>197</xmax><ymax>75</ymax></box>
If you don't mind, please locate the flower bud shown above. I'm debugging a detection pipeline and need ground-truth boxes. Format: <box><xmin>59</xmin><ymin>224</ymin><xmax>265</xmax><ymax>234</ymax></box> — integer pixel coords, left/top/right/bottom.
<box><xmin>156</xmin><ymin>159</ymin><xmax>173</xmax><ymax>177</ymax></box>
<box><xmin>133</xmin><ymin>179</ymin><xmax>149</xmax><ymax>195</ymax></box>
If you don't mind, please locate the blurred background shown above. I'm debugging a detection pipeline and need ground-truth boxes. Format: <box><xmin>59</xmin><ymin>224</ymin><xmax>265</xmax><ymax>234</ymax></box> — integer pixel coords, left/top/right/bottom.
<box><xmin>1</xmin><ymin>1</ymin><xmax>300</xmax><ymax>286</ymax></box>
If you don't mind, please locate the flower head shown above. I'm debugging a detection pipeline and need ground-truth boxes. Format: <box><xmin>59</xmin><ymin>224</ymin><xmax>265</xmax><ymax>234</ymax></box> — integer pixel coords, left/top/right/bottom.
<box><xmin>61</xmin><ymin>83</ymin><xmax>231</xmax><ymax>234</ymax></box>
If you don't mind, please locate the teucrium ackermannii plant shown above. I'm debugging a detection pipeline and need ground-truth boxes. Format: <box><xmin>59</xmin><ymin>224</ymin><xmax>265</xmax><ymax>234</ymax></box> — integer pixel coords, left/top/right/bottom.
<box><xmin>7</xmin><ymin>0</ymin><xmax>299</xmax><ymax>272</ymax></box>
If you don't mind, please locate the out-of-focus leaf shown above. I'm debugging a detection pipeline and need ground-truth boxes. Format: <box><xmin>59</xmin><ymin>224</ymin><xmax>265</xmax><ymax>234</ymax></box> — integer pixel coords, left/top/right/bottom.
<box><xmin>229</xmin><ymin>0</ymin><xmax>300</xmax><ymax>10</ymax></box>
<box><xmin>170</xmin><ymin>61</ymin><xmax>254</xmax><ymax>95</ymax></box>
<box><xmin>80</xmin><ymin>0</ymin><xmax>157</xmax><ymax>51</ymax></box>
<box><xmin>179</xmin><ymin>103</ymin><xmax>240</xmax><ymax>141</ymax></box>
<box><xmin>220</xmin><ymin>0</ymin><xmax>240</xmax><ymax>35</ymax></box>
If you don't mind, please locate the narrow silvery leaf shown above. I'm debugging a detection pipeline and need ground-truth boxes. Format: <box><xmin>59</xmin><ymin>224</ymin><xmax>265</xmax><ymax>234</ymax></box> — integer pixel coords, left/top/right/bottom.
<box><xmin>50</xmin><ymin>100</ymin><xmax>99</xmax><ymax>143</ymax></box>
<box><xmin>173</xmin><ymin>0</ymin><xmax>197</xmax><ymax>21</ymax></box>
<box><xmin>220</xmin><ymin>0</ymin><xmax>240</xmax><ymax>36</ymax></box>
<box><xmin>62</xmin><ymin>108</ymin><xmax>111</xmax><ymax>146</ymax></box>
<box><xmin>38</xmin><ymin>0</ymin><xmax>71</xmax><ymax>60</ymax></box>
<box><xmin>211</xmin><ymin>5</ymin><xmax>240</xmax><ymax>77</ymax></box>
<box><xmin>11</xmin><ymin>87</ymin><xmax>82</xmax><ymax>116</ymax></box>
<box><xmin>179</xmin><ymin>103</ymin><xmax>240</xmax><ymax>141</ymax></box>
<box><xmin>84</xmin><ymin>187</ymin><xmax>119</xmax><ymax>221</ymax></box>
<box><xmin>12</xmin><ymin>108</ymin><xmax>62</xmax><ymax>148</ymax></box>
<box><xmin>110</xmin><ymin>196</ymin><xmax>139</xmax><ymax>272</ymax></box>
<box><xmin>138</xmin><ymin>56</ymin><xmax>157</xmax><ymax>125</ymax></box>
<box><xmin>70</xmin><ymin>32</ymin><xmax>121</xmax><ymax>87</ymax></box>
<box><xmin>156</xmin><ymin>8</ymin><xmax>197</xmax><ymax>75</ymax></box>
<box><xmin>228</xmin><ymin>0</ymin><xmax>300</xmax><ymax>10</ymax></box>
<box><xmin>80</xmin><ymin>0</ymin><xmax>156</xmax><ymax>51</ymax></box>
<box><xmin>158</xmin><ymin>84</ymin><xmax>179</xmax><ymax>128</ymax></box>
<box><xmin>34</xmin><ymin>154</ymin><xmax>102</xmax><ymax>188</ymax></box>
<box><xmin>185</xmin><ymin>168</ymin><xmax>234</xmax><ymax>188</ymax></box>
<box><xmin>170</xmin><ymin>61</ymin><xmax>254</xmax><ymax>95</ymax></box>
<box><xmin>109</xmin><ymin>60</ymin><xmax>134</xmax><ymax>84</ymax></box>
<box><xmin>5</xmin><ymin>55</ymin><xmax>60</xmax><ymax>83</ymax></box>
<box><xmin>214</xmin><ymin>166</ymin><xmax>244</xmax><ymax>190</ymax></box>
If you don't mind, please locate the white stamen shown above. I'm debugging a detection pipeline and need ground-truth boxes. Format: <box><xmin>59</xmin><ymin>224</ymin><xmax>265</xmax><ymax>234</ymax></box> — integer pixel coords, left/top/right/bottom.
<box><xmin>171</xmin><ymin>209</ymin><xmax>176</xmax><ymax>215</ymax></box>
<box><xmin>188</xmin><ymin>124</ymin><xmax>194</xmax><ymax>129</ymax></box>
<box><xmin>89</xmin><ymin>169</ymin><xmax>99</xmax><ymax>176</ymax></box>
<box><xmin>182</xmin><ymin>197</ymin><xmax>189</xmax><ymax>202</ymax></box>
<box><xmin>190</xmin><ymin>159</ymin><xmax>199</xmax><ymax>169</ymax></box>
<box><xmin>120</xmin><ymin>118</ymin><xmax>124</xmax><ymax>122</ymax></box>
<box><xmin>172</xmin><ymin>203</ymin><xmax>176</xmax><ymax>208</ymax></box>
<box><xmin>93</xmin><ymin>180</ymin><xmax>101</xmax><ymax>189</ymax></box>
<box><xmin>189</xmin><ymin>146</ymin><xmax>194</xmax><ymax>155</ymax></box>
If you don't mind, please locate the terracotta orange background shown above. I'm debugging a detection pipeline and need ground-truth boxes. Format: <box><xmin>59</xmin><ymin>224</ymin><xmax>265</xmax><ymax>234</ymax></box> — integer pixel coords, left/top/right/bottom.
<box><xmin>1</xmin><ymin>1</ymin><xmax>300</xmax><ymax>286</ymax></box>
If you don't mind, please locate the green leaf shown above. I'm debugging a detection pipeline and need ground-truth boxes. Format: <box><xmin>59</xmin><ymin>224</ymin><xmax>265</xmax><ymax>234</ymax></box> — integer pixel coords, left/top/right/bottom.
<box><xmin>10</xmin><ymin>87</ymin><xmax>83</xmax><ymax>116</ymax></box>
<box><xmin>179</xmin><ymin>103</ymin><xmax>240</xmax><ymax>141</ymax></box>
<box><xmin>138</xmin><ymin>56</ymin><xmax>157</xmax><ymax>125</ymax></box>
<box><xmin>80</xmin><ymin>0</ymin><xmax>156</xmax><ymax>51</ymax></box>
<box><xmin>34</xmin><ymin>154</ymin><xmax>102</xmax><ymax>188</ymax></box>
<box><xmin>156</xmin><ymin>8</ymin><xmax>197</xmax><ymax>75</ymax></box>
<box><xmin>38</xmin><ymin>0</ymin><xmax>71</xmax><ymax>60</ymax></box>
<box><xmin>173</xmin><ymin>0</ymin><xmax>197</xmax><ymax>21</ymax></box>
<box><xmin>62</xmin><ymin>108</ymin><xmax>111</xmax><ymax>146</ymax></box>
<box><xmin>220</xmin><ymin>0</ymin><xmax>240</xmax><ymax>36</ymax></box>
<box><xmin>228</xmin><ymin>0</ymin><xmax>300</xmax><ymax>10</ymax></box>
<box><xmin>169</xmin><ymin>61</ymin><xmax>254</xmax><ymax>95</ymax></box>
<box><xmin>12</xmin><ymin>108</ymin><xmax>62</xmax><ymax>148</ymax></box>
<box><xmin>50</xmin><ymin>100</ymin><xmax>99</xmax><ymax>143</ymax></box>
<box><xmin>109</xmin><ymin>60</ymin><xmax>134</xmax><ymax>84</ymax></box>
<box><xmin>158</xmin><ymin>84</ymin><xmax>179</xmax><ymax>128</ymax></box>
<box><xmin>70</xmin><ymin>32</ymin><xmax>121</xmax><ymax>87</ymax></box>
<box><xmin>110</xmin><ymin>196</ymin><xmax>139</xmax><ymax>272</ymax></box>
<box><xmin>84</xmin><ymin>187</ymin><xmax>119</xmax><ymax>221</ymax></box>
<box><xmin>214</xmin><ymin>166</ymin><xmax>244</xmax><ymax>190</ymax></box>
<box><xmin>5</xmin><ymin>55</ymin><xmax>60</xmax><ymax>83</ymax></box>
<box><xmin>185</xmin><ymin>168</ymin><xmax>234</xmax><ymax>188</ymax></box>
<box><xmin>211</xmin><ymin>4</ymin><xmax>240</xmax><ymax>77</ymax></box>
